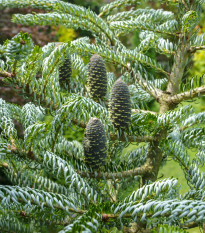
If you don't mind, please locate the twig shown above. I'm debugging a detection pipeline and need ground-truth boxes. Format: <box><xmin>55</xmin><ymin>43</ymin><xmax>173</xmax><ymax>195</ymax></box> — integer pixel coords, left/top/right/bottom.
<box><xmin>110</xmin><ymin>133</ymin><xmax>153</xmax><ymax>142</ymax></box>
<box><xmin>0</xmin><ymin>162</ymin><xmax>9</xmax><ymax>169</ymax></box>
<box><xmin>0</xmin><ymin>70</ymin><xmax>12</xmax><ymax>78</ymax></box>
<box><xmin>12</xmin><ymin>60</ymin><xmax>17</xmax><ymax>77</ymax></box>
<box><xmin>181</xmin><ymin>0</ymin><xmax>189</xmax><ymax>11</ymax></box>
<box><xmin>189</xmin><ymin>45</ymin><xmax>205</xmax><ymax>53</ymax></box>
<box><xmin>135</xmin><ymin>70</ymin><xmax>165</xmax><ymax>101</ymax></box>
<box><xmin>51</xmin><ymin>115</ymin><xmax>68</xmax><ymax>152</ymax></box>
<box><xmin>78</xmin><ymin>160</ymin><xmax>153</xmax><ymax>180</ymax></box>
<box><xmin>170</xmin><ymin>85</ymin><xmax>205</xmax><ymax>103</ymax></box>
<box><xmin>180</xmin><ymin>221</ymin><xmax>199</xmax><ymax>229</ymax></box>
<box><xmin>131</xmin><ymin>109</ymin><xmax>157</xmax><ymax>115</ymax></box>
<box><xmin>106</xmin><ymin>180</ymin><xmax>117</xmax><ymax>202</ymax></box>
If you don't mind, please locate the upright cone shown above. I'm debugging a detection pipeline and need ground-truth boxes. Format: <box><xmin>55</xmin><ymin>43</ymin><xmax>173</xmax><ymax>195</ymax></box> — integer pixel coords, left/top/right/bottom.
<box><xmin>109</xmin><ymin>78</ymin><xmax>131</xmax><ymax>130</ymax></box>
<box><xmin>59</xmin><ymin>56</ymin><xmax>72</xmax><ymax>88</ymax></box>
<box><xmin>83</xmin><ymin>117</ymin><xmax>107</xmax><ymax>169</ymax></box>
<box><xmin>87</xmin><ymin>54</ymin><xmax>107</xmax><ymax>100</ymax></box>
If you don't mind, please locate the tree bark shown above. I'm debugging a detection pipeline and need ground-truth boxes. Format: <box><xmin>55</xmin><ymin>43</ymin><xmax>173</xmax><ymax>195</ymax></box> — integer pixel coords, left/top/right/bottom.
<box><xmin>167</xmin><ymin>41</ymin><xmax>188</xmax><ymax>95</ymax></box>
<box><xmin>141</xmin><ymin>139</ymin><xmax>163</xmax><ymax>186</ymax></box>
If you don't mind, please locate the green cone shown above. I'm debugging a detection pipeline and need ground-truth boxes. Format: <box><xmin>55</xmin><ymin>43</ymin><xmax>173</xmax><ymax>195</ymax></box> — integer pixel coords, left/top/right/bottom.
<box><xmin>59</xmin><ymin>56</ymin><xmax>72</xmax><ymax>88</ymax></box>
<box><xmin>87</xmin><ymin>54</ymin><xmax>107</xmax><ymax>100</ymax></box>
<box><xmin>109</xmin><ymin>78</ymin><xmax>131</xmax><ymax>130</ymax></box>
<box><xmin>83</xmin><ymin>117</ymin><xmax>107</xmax><ymax>169</ymax></box>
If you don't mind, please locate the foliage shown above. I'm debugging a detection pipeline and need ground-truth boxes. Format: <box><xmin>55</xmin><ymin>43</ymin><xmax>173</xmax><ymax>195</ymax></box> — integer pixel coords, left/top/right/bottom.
<box><xmin>0</xmin><ymin>0</ymin><xmax>205</xmax><ymax>232</ymax></box>
<box><xmin>56</xmin><ymin>27</ymin><xmax>77</xmax><ymax>43</ymax></box>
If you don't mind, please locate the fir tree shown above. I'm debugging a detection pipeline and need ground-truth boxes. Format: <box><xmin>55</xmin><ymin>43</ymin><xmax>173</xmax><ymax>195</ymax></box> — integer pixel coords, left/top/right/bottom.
<box><xmin>0</xmin><ymin>0</ymin><xmax>205</xmax><ymax>232</ymax></box>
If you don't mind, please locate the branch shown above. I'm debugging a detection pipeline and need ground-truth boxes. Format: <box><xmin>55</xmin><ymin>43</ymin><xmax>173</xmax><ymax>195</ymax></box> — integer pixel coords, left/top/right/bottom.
<box><xmin>181</xmin><ymin>221</ymin><xmax>199</xmax><ymax>229</ymax></box>
<box><xmin>181</xmin><ymin>0</ymin><xmax>189</xmax><ymax>11</ymax></box>
<box><xmin>12</xmin><ymin>60</ymin><xmax>17</xmax><ymax>76</ymax></box>
<box><xmin>107</xmin><ymin>180</ymin><xmax>118</xmax><ymax>202</ymax></box>
<box><xmin>8</xmin><ymin>140</ymin><xmax>154</xmax><ymax>181</ymax></box>
<box><xmin>189</xmin><ymin>45</ymin><xmax>205</xmax><ymax>53</ymax></box>
<box><xmin>0</xmin><ymin>162</ymin><xmax>9</xmax><ymax>169</ymax></box>
<box><xmin>2</xmin><ymin>73</ymin><xmax>60</xmax><ymax>111</ymax></box>
<box><xmin>0</xmin><ymin>70</ymin><xmax>13</xmax><ymax>78</ymax></box>
<box><xmin>136</xmin><ymin>71</ymin><xmax>164</xmax><ymax>100</ymax></box>
<box><xmin>78</xmin><ymin>159</ymin><xmax>153</xmax><ymax>179</ymax></box>
<box><xmin>15</xmin><ymin>189</ymin><xmax>87</xmax><ymax>215</ymax></box>
<box><xmin>131</xmin><ymin>109</ymin><xmax>157</xmax><ymax>115</ymax></box>
<box><xmin>109</xmin><ymin>133</ymin><xmax>153</xmax><ymax>142</ymax></box>
<box><xmin>166</xmin><ymin>35</ymin><xmax>188</xmax><ymax>95</ymax></box>
<box><xmin>170</xmin><ymin>85</ymin><xmax>205</xmax><ymax>103</ymax></box>
<box><xmin>0</xmin><ymin>59</ymin><xmax>17</xmax><ymax>78</ymax></box>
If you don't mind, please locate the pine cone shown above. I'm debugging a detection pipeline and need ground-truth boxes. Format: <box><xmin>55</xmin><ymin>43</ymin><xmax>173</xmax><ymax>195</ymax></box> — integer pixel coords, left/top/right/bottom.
<box><xmin>87</xmin><ymin>54</ymin><xmax>107</xmax><ymax>100</ymax></box>
<box><xmin>83</xmin><ymin>117</ymin><xmax>107</xmax><ymax>169</ymax></box>
<box><xmin>109</xmin><ymin>78</ymin><xmax>131</xmax><ymax>130</ymax></box>
<box><xmin>59</xmin><ymin>57</ymin><xmax>72</xmax><ymax>88</ymax></box>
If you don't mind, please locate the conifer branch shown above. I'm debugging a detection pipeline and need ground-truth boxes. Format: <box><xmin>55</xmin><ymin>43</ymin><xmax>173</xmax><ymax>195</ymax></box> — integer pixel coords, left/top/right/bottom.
<box><xmin>131</xmin><ymin>109</ymin><xmax>157</xmax><ymax>115</ymax></box>
<box><xmin>109</xmin><ymin>133</ymin><xmax>153</xmax><ymax>142</ymax></box>
<box><xmin>181</xmin><ymin>0</ymin><xmax>189</xmax><ymax>11</ymax></box>
<box><xmin>78</xmin><ymin>160</ymin><xmax>153</xmax><ymax>180</ymax></box>
<box><xmin>170</xmin><ymin>85</ymin><xmax>205</xmax><ymax>103</ymax></box>
<box><xmin>99</xmin><ymin>0</ymin><xmax>138</xmax><ymax>18</ymax></box>
<box><xmin>136</xmin><ymin>70</ymin><xmax>165</xmax><ymax>100</ymax></box>
<box><xmin>0</xmin><ymin>184</ymin><xmax>87</xmax><ymax>215</ymax></box>
<box><xmin>6</xmin><ymin>145</ymin><xmax>153</xmax><ymax>181</ymax></box>
<box><xmin>0</xmin><ymin>70</ymin><xmax>13</xmax><ymax>78</ymax></box>
<box><xmin>189</xmin><ymin>45</ymin><xmax>205</xmax><ymax>53</ymax></box>
<box><xmin>166</xmin><ymin>38</ymin><xmax>188</xmax><ymax>95</ymax></box>
<box><xmin>181</xmin><ymin>222</ymin><xmax>198</xmax><ymax>229</ymax></box>
<box><xmin>113</xmin><ymin>23</ymin><xmax>180</xmax><ymax>37</ymax></box>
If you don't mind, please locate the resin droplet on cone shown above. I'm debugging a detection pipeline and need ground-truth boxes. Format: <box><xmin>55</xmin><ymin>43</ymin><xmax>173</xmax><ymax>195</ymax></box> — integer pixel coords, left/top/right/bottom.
<box><xmin>83</xmin><ymin>117</ymin><xmax>107</xmax><ymax>169</ymax></box>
